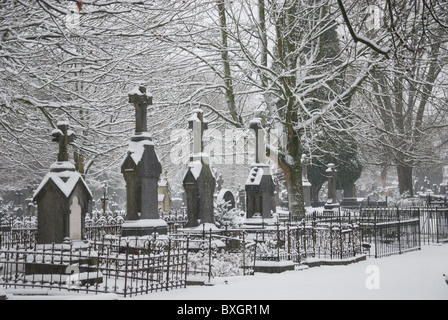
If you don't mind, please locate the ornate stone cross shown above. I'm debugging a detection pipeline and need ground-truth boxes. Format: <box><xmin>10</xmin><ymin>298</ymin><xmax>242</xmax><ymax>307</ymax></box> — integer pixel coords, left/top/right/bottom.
<box><xmin>52</xmin><ymin>121</ymin><xmax>75</xmax><ymax>162</ymax></box>
<box><xmin>189</xmin><ymin>109</ymin><xmax>208</xmax><ymax>159</ymax></box>
<box><xmin>129</xmin><ymin>86</ymin><xmax>152</xmax><ymax>135</ymax></box>
<box><xmin>249</xmin><ymin>116</ymin><xmax>266</xmax><ymax>164</ymax></box>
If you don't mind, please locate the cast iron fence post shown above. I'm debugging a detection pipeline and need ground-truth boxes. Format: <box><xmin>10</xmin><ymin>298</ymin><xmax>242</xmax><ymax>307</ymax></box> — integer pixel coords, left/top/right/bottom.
<box><xmin>374</xmin><ymin>210</ymin><xmax>378</xmax><ymax>259</ymax></box>
<box><xmin>397</xmin><ymin>207</ymin><xmax>401</xmax><ymax>255</ymax></box>
<box><xmin>166</xmin><ymin>237</ymin><xmax>171</xmax><ymax>291</ymax></box>
<box><xmin>185</xmin><ymin>235</ymin><xmax>189</xmax><ymax>288</ymax></box>
<box><xmin>208</xmin><ymin>229</ymin><xmax>212</xmax><ymax>283</ymax></box>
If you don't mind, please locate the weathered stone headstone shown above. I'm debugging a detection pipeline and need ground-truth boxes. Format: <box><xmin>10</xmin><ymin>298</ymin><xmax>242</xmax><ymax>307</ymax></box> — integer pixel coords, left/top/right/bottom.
<box><xmin>121</xmin><ymin>86</ymin><xmax>167</xmax><ymax>236</ymax></box>
<box><xmin>245</xmin><ymin>115</ymin><xmax>274</xmax><ymax>219</ymax></box>
<box><xmin>33</xmin><ymin>121</ymin><xmax>92</xmax><ymax>244</ymax></box>
<box><xmin>324</xmin><ymin>163</ymin><xmax>340</xmax><ymax>211</ymax></box>
<box><xmin>183</xmin><ymin>109</ymin><xmax>216</xmax><ymax>227</ymax></box>
<box><xmin>217</xmin><ymin>189</ymin><xmax>236</xmax><ymax>210</ymax></box>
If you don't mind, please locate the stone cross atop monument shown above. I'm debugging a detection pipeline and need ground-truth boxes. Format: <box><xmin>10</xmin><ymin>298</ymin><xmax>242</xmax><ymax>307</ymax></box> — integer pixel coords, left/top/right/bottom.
<box><xmin>245</xmin><ymin>110</ymin><xmax>274</xmax><ymax>219</ymax></box>
<box><xmin>183</xmin><ymin>109</ymin><xmax>216</xmax><ymax>228</ymax></box>
<box><xmin>189</xmin><ymin>109</ymin><xmax>208</xmax><ymax>161</ymax></box>
<box><xmin>129</xmin><ymin>86</ymin><xmax>152</xmax><ymax>139</ymax></box>
<box><xmin>121</xmin><ymin>87</ymin><xmax>167</xmax><ymax>236</ymax></box>
<box><xmin>249</xmin><ymin>111</ymin><xmax>266</xmax><ymax>164</ymax></box>
<box><xmin>52</xmin><ymin>121</ymin><xmax>75</xmax><ymax>163</ymax></box>
<box><xmin>34</xmin><ymin>121</ymin><xmax>92</xmax><ymax>244</ymax></box>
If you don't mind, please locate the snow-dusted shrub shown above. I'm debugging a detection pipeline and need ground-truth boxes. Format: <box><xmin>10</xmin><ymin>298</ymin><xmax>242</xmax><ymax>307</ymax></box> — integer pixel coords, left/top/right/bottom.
<box><xmin>214</xmin><ymin>200</ymin><xmax>242</xmax><ymax>229</ymax></box>
<box><xmin>188</xmin><ymin>250</ymin><xmax>244</xmax><ymax>277</ymax></box>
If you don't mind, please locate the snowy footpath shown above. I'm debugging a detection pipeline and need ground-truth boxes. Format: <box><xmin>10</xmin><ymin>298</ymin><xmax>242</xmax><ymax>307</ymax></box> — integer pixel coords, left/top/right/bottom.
<box><xmin>142</xmin><ymin>243</ymin><xmax>448</xmax><ymax>300</ymax></box>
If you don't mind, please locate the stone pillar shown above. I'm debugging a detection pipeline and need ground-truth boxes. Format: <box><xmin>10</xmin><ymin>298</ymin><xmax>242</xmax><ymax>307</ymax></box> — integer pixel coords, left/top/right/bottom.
<box><xmin>324</xmin><ymin>163</ymin><xmax>340</xmax><ymax>210</ymax></box>
<box><xmin>301</xmin><ymin>154</ymin><xmax>311</xmax><ymax>207</ymax></box>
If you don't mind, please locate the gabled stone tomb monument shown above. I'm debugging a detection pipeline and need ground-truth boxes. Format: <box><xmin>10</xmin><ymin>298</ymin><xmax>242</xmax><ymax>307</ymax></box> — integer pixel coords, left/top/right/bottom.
<box><xmin>183</xmin><ymin>109</ymin><xmax>216</xmax><ymax>228</ymax></box>
<box><xmin>33</xmin><ymin>121</ymin><xmax>92</xmax><ymax>244</ymax></box>
<box><xmin>121</xmin><ymin>86</ymin><xmax>167</xmax><ymax>236</ymax></box>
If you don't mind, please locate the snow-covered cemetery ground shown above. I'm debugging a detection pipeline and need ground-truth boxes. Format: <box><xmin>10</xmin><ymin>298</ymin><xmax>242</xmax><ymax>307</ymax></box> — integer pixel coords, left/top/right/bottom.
<box><xmin>2</xmin><ymin>242</ymin><xmax>447</xmax><ymax>300</ymax></box>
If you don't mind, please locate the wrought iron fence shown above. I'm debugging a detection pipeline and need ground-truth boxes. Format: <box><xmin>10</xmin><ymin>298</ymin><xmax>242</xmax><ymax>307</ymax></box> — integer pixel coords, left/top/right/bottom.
<box><xmin>0</xmin><ymin>236</ymin><xmax>188</xmax><ymax>298</ymax></box>
<box><xmin>420</xmin><ymin>207</ymin><xmax>448</xmax><ymax>244</ymax></box>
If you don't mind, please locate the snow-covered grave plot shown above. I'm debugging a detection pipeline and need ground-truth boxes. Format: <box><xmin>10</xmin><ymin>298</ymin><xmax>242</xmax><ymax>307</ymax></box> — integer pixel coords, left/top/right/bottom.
<box><xmin>1</xmin><ymin>203</ymin><xmax>447</xmax><ymax>300</ymax></box>
<box><xmin>3</xmin><ymin>242</ymin><xmax>447</xmax><ymax>300</ymax></box>
<box><xmin>0</xmin><ymin>235</ymin><xmax>189</xmax><ymax>299</ymax></box>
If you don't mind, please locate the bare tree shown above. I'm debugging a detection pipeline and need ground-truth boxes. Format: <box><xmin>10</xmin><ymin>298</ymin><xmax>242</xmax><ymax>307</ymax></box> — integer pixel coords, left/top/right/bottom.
<box><xmin>352</xmin><ymin>0</ymin><xmax>448</xmax><ymax>196</ymax></box>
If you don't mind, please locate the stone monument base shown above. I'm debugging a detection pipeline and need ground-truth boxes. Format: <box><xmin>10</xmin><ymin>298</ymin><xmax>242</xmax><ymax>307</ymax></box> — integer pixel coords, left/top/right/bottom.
<box><xmin>324</xmin><ymin>201</ymin><xmax>340</xmax><ymax>212</ymax></box>
<box><xmin>121</xmin><ymin>219</ymin><xmax>168</xmax><ymax>237</ymax></box>
<box><xmin>242</xmin><ymin>215</ymin><xmax>277</xmax><ymax>229</ymax></box>
<box><xmin>253</xmin><ymin>260</ymin><xmax>295</xmax><ymax>273</ymax></box>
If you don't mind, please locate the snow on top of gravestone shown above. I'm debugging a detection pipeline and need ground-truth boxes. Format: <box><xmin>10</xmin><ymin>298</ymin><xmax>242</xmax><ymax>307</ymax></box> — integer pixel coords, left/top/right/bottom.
<box><xmin>192</xmin><ymin>108</ymin><xmax>204</xmax><ymax>114</ymax></box>
<box><xmin>187</xmin><ymin>112</ymin><xmax>200</xmax><ymax>122</ymax></box>
<box><xmin>249</xmin><ymin>118</ymin><xmax>262</xmax><ymax>128</ymax></box>
<box><xmin>245</xmin><ymin>166</ymin><xmax>265</xmax><ymax>185</ymax></box>
<box><xmin>122</xmin><ymin>219</ymin><xmax>168</xmax><ymax>228</ymax></box>
<box><xmin>50</xmin><ymin>161</ymin><xmax>76</xmax><ymax>171</ymax></box>
<box><xmin>52</xmin><ymin>128</ymin><xmax>63</xmax><ymax>136</ymax></box>
<box><xmin>182</xmin><ymin>160</ymin><xmax>205</xmax><ymax>181</ymax></box>
<box><xmin>34</xmin><ymin>164</ymin><xmax>92</xmax><ymax>199</ymax></box>
<box><xmin>125</xmin><ymin>137</ymin><xmax>154</xmax><ymax>165</ymax></box>
<box><xmin>128</xmin><ymin>86</ymin><xmax>146</xmax><ymax>96</ymax></box>
<box><xmin>188</xmin><ymin>160</ymin><xmax>203</xmax><ymax>180</ymax></box>
<box><xmin>57</xmin><ymin>120</ymin><xmax>70</xmax><ymax>126</ymax></box>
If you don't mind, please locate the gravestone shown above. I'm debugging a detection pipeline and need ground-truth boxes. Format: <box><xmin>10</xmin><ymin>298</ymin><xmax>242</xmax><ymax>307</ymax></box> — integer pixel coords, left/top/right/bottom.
<box><xmin>33</xmin><ymin>121</ymin><xmax>92</xmax><ymax>244</ymax></box>
<box><xmin>324</xmin><ymin>163</ymin><xmax>340</xmax><ymax>211</ymax></box>
<box><xmin>216</xmin><ymin>174</ymin><xmax>224</xmax><ymax>193</ymax></box>
<box><xmin>158</xmin><ymin>171</ymin><xmax>171</xmax><ymax>212</ymax></box>
<box><xmin>238</xmin><ymin>186</ymin><xmax>246</xmax><ymax>212</ymax></box>
<box><xmin>217</xmin><ymin>189</ymin><xmax>236</xmax><ymax>210</ymax></box>
<box><xmin>245</xmin><ymin>114</ymin><xmax>274</xmax><ymax>219</ymax></box>
<box><xmin>121</xmin><ymin>86</ymin><xmax>167</xmax><ymax>236</ymax></box>
<box><xmin>182</xmin><ymin>109</ymin><xmax>216</xmax><ymax>228</ymax></box>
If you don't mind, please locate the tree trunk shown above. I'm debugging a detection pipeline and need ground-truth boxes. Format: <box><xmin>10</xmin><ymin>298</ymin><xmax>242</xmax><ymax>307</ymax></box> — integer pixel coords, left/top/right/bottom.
<box><xmin>280</xmin><ymin>162</ymin><xmax>305</xmax><ymax>219</ymax></box>
<box><xmin>278</xmin><ymin>124</ymin><xmax>306</xmax><ymax>219</ymax></box>
<box><xmin>397</xmin><ymin>165</ymin><xmax>414</xmax><ymax>197</ymax></box>
<box><xmin>217</xmin><ymin>0</ymin><xmax>239</xmax><ymax>124</ymax></box>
